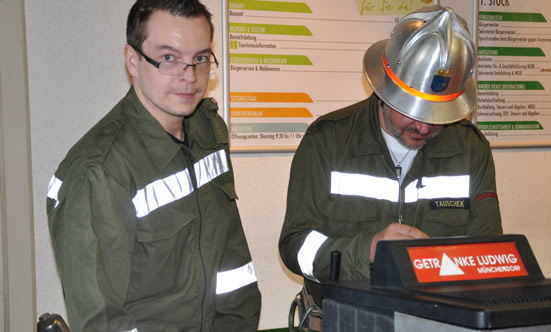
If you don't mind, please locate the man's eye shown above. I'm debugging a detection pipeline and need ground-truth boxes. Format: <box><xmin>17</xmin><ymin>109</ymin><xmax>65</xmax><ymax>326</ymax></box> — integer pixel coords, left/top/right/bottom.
<box><xmin>161</xmin><ymin>54</ymin><xmax>175</xmax><ymax>62</ymax></box>
<box><xmin>194</xmin><ymin>55</ymin><xmax>209</xmax><ymax>63</ymax></box>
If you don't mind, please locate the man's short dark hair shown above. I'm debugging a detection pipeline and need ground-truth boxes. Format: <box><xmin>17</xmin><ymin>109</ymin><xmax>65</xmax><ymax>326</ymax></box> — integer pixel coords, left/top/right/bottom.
<box><xmin>127</xmin><ymin>0</ymin><xmax>214</xmax><ymax>49</ymax></box>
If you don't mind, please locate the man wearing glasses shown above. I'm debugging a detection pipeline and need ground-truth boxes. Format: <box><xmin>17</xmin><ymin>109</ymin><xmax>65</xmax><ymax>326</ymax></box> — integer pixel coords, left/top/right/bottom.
<box><xmin>46</xmin><ymin>1</ymin><xmax>261</xmax><ymax>331</ymax></box>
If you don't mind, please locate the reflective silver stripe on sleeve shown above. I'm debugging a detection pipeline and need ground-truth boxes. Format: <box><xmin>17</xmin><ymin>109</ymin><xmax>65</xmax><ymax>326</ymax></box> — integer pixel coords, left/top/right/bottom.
<box><xmin>133</xmin><ymin>150</ymin><xmax>230</xmax><ymax>218</ymax></box>
<box><xmin>47</xmin><ymin>175</ymin><xmax>63</xmax><ymax>208</ymax></box>
<box><xmin>331</xmin><ymin>171</ymin><xmax>399</xmax><ymax>202</ymax></box>
<box><xmin>216</xmin><ymin>261</ymin><xmax>258</xmax><ymax>294</ymax></box>
<box><xmin>125</xmin><ymin>329</ymin><xmax>138</xmax><ymax>332</ymax></box>
<box><xmin>404</xmin><ymin>175</ymin><xmax>470</xmax><ymax>202</ymax></box>
<box><xmin>297</xmin><ymin>230</ymin><xmax>328</xmax><ymax>283</ymax></box>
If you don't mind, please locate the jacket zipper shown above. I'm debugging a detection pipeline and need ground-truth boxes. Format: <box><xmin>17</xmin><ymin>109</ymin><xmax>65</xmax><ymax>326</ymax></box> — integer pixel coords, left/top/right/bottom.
<box><xmin>398</xmin><ymin>189</ymin><xmax>405</xmax><ymax>224</ymax></box>
<box><xmin>183</xmin><ymin>149</ymin><xmax>207</xmax><ymax>332</ymax></box>
<box><xmin>381</xmin><ymin>154</ymin><xmax>405</xmax><ymax>224</ymax></box>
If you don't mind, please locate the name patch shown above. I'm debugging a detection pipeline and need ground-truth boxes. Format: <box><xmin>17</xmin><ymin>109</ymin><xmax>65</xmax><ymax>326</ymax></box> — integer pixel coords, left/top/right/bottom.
<box><xmin>430</xmin><ymin>198</ymin><xmax>470</xmax><ymax>210</ymax></box>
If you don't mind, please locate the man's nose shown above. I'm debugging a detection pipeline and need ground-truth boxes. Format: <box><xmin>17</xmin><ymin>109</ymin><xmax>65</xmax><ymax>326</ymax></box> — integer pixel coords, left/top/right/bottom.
<box><xmin>413</xmin><ymin>121</ymin><xmax>434</xmax><ymax>135</ymax></box>
<box><xmin>179</xmin><ymin>65</ymin><xmax>198</xmax><ymax>82</ymax></box>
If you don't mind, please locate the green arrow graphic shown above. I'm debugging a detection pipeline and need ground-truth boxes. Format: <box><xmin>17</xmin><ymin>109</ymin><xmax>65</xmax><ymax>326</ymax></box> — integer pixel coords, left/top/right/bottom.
<box><xmin>478</xmin><ymin>81</ymin><xmax>544</xmax><ymax>90</ymax></box>
<box><xmin>479</xmin><ymin>11</ymin><xmax>546</xmax><ymax>22</ymax></box>
<box><xmin>478</xmin><ymin>121</ymin><xmax>543</xmax><ymax>130</ymax></box>
<box><xmin>229</xmin><ymin>1</ymin><xmax>312</xmax><ymax>13</ymax></box>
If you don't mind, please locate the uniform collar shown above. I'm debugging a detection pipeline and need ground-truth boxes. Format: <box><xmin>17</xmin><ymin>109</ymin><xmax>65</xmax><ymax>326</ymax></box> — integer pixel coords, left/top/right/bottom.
<box><xmin>124</xmin><ymin>86</ymin><xmax>182</xmax><ymax>173</ymax></box>
<box><xmin>184</xmin><ymin>97</ymin><xmax>226</xmax><ymax>151</ymax></box>
<box><xmin>351</xmin><ymin>94</ymin><xmax>388</xmax><ymax>157</ymax></box>
<box><xmin>124</xmin><ymin>87</ymin><xmax>225</xmax><ymax>172</ymax></box>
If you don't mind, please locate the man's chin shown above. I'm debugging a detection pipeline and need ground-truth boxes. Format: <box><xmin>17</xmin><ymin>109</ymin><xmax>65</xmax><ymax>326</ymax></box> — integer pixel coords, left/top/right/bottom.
<box><xmin>172</xmin><ymin>100</ymin><xmax>202</xmax><ymax>116</ymax></box>
<box><xmin>402</xmin><ymin>131</ymin><xmax>441</xmax><ymax>150</ymax></box>
<box><xmin>401</xmin><ymin>137</ymin><xmax>428</xmax><ymax>150</ymax></box>
<box><xmin>405</xmin><ymin>143</ymin><xmax>424</xmax><ymax>150</ymax></box>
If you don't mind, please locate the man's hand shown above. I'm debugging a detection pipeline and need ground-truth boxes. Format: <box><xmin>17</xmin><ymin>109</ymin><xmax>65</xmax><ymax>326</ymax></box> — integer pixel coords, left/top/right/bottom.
<box><xmin>370</xmin><ymin>223</ymin><xmax>429</xmax><ymax>262</ymax></box>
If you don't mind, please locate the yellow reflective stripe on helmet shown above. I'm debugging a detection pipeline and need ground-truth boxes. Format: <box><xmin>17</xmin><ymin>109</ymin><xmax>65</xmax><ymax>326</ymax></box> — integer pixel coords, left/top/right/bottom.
<box><xmin>383</xmin><ymin>52</ymin><xmax>464</xmax><ymax>102</ymax></box>
<box><xmin>216</xmin><ymin>261</ymin><xmax>258</xmax><ymax>294</ymax></box>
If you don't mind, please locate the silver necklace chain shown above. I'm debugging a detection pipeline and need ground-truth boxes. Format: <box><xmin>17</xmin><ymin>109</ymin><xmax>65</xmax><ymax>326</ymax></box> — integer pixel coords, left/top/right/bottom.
<box><xmin>388</xmin><ymin>148</ymin><xmax>411</xmax><ymax>180</ymax></box>
<box><xmin>388</xmin><ymin>148</ymin><xmax>411</xmax><ymax>167</ymax></box>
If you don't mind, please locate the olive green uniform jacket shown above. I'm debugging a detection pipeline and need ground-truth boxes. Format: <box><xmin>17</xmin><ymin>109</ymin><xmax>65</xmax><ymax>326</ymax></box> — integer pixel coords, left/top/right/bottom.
<box><xmin>279</xmin><ymin>94</ymin><xmax>502</xmax><ymax>295</ymax></box>
<box><xmin>47</xmin><ymin>87</ymin><xmax>261</xmax><ymax>332</ymax></box>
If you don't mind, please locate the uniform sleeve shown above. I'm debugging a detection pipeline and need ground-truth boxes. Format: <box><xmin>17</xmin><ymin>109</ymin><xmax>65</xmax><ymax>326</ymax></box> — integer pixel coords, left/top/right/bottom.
<box><xmin>213</xmin><ymin>200</ymin><xmax>261</xmax><ymax>332</ymax></box>
<box><xmin>47</xmin><ymin>166</ymin><xmax>136</xmax><ymax>332</ymax></box>
<box><xmin>279</xmin><ymin>130</ymin><xmax>376</xmax><ymax>285</ymax></box>
<box><xmin>466</xmin><ymin>137</ymin><xmax>503</xmax><ymax>235</ymax></box>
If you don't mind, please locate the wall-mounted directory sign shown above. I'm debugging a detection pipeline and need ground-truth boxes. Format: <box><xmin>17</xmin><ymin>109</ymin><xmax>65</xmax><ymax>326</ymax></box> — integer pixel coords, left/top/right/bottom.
<box><xmin>227</xmin><ymin>0</ymin><xmax>434</xmax><ymax>152</ymax></box>
<box><xmin>477</xmin><ymin>0</ymin><xmax>551</xmax><ymax>147</ymax></box>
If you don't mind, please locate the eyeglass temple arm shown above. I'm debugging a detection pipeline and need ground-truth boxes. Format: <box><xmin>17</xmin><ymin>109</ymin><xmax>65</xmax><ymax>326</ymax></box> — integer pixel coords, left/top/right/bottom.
<box><xmin>130</xmin><ymin>45</ymin><xmax>161</xmax><ymax>68</ymax></box>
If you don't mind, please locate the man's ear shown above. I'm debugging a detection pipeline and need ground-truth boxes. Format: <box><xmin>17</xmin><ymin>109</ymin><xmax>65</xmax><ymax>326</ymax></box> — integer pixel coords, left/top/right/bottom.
<box><xmin>124</xmin><ymin>44</ymin><xmax>138</xmax><ymax>77</ymax></box>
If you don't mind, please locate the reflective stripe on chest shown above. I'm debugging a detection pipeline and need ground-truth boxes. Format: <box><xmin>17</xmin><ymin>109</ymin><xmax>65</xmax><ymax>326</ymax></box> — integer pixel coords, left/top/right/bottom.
<box><xmin>133</xmin><ymin>149</ymin><xmax>229</xmax><ymax>218</ymax></box>
<box><xmin>330</xmin><ymin>171</ymin><xmax>469</xmax><ymax>202</ymax></box>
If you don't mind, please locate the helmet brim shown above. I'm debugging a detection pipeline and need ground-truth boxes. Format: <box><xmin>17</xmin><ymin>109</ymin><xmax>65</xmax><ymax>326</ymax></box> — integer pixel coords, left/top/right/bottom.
<box><xmin>363</xmin><ymin>39</ymin><xmax>476</xmax><ymax>125</ymax></box>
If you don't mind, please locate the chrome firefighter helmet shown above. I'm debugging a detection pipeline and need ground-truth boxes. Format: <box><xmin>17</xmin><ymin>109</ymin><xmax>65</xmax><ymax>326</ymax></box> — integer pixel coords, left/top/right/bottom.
<box><xmin>364</xmin><ymin>5</ymin><xmax>476</xmax><ymax>124</ymax></box>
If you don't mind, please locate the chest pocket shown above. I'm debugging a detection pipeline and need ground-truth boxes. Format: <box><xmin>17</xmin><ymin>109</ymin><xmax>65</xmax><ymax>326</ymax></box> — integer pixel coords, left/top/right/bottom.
<box><xmin>135</xmin><ymin>202</ymin><xmax>196</xmax><ymax>242</ymax></box>
<box><xmin>128</xmin><ymin>196</ymin><xmax>198</xmax><ymax>302</ymax></box>
<box><xmin>321</xmin><ymin>195</ymin><xmax>380</xmax><ymax>237</ymax></box>
<box><xmin>419</xmin><ymin>199</ymin><xmax>471</xmax><ymax>237</ymax></box>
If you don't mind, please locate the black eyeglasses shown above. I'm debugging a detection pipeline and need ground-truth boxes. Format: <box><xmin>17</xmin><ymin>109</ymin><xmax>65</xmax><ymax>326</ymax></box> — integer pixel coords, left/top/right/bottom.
<box><xmin>131</xmin><ymin>45</ymin><xmax>219</xmax><ymax>76</ymax></box>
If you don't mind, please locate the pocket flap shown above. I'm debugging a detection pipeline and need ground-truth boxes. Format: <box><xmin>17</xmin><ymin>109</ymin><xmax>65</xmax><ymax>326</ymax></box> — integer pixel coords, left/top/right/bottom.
<box><xmin>136</xmin><ymin>208</ymin><xmax>196</xmax><ymax>242</ymax></box>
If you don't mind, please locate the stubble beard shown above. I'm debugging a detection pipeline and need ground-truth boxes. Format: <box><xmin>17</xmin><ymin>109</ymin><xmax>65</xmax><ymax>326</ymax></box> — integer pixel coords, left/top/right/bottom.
<box><xmin>381</xmin><ymin>106</ymin><xmax>441</xmax><ymax>150</ymax></box>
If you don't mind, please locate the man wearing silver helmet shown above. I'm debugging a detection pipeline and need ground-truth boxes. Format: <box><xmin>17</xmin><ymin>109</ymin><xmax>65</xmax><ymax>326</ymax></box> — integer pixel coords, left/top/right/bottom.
<box><xmin>279</xmin><ymin>5</ymin><xmax>502</xmax><ymax>309</ymax></box>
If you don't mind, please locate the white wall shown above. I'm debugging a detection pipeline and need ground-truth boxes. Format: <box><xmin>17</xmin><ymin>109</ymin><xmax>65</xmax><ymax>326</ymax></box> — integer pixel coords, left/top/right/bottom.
<box><xmin>26</xmin><ymin>0</ymin><xmax>551</xmax><ymax>330</ymax></box>
<box><xmin>2</xmin><ymin>0</ymin><xmax>36</xmax><ymax>330</ymax></box>
<box><xmin>493</xmin><ymin>149</ymin><xmax>551</xmax><ymax>273</ymax></box>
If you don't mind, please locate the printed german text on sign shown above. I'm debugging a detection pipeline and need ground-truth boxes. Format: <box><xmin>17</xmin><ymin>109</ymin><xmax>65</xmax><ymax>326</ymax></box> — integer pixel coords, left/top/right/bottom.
<box><xmin>407</xmin><ymin>241</ymin><xmax>528</xmax><ymax>283</ymax></box>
